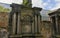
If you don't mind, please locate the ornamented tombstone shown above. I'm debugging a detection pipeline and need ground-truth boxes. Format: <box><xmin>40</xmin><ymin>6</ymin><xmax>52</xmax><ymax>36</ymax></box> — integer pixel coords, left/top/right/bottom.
<box><xmin>48</xmin><ymin>8</ymin><xmax>60</xmax><ymax>38</ymax></box>
<box><xmin>8</xmin><ymin>0</ymin><xmax>42</xmax><ymax>38</ymax></box>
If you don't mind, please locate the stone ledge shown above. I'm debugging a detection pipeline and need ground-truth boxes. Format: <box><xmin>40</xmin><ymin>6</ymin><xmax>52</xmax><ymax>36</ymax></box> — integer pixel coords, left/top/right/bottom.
<box><xmin>9</xmin><ymin>34</ymin><xmax>43</xmax><ymax>37</ymax></box>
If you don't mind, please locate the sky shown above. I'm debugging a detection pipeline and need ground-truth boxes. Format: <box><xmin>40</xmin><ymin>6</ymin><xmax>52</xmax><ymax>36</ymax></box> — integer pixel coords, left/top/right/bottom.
<box><xmin>0</xmin><ymin>0</ymin><xmax>60</xmax><ymax>10</ymax></box>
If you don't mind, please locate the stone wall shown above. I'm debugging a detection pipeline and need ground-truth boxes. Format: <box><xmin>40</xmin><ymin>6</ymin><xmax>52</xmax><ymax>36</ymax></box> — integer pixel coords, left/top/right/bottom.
<box><xmin>40</xmin><ymin>21</ymin><xmax>52</xmax><ymax>38</ymax></box>
<box><xmin>0</xmin><ymin>12</ymin><xmax>9</xmax><ymax>28</ymax></box>
<box><xmin>0</xmin><ymin>12</ymin><xmax>53</xmax><ymax>38</ymax></box>
<box><xmin>0</xmin><ymin>12</ymin><xmax>9</xmax><ymax>38</ymax></box>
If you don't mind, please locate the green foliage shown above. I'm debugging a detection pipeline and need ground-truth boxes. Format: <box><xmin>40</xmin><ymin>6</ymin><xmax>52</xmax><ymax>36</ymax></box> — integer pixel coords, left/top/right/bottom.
<box><xmin>23</xmin><ymin>0</ymin><xmax>28</xmax><ymax>5</ymax></box>
<box><xmin>0</xmin><ymin>6</ymin><xmax>10</xmax><ymax>12</ymax></box>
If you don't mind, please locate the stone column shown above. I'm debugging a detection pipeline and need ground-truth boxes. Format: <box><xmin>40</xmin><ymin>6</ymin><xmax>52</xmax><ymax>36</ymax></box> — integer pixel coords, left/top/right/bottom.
<box><xmin>50</xmin><ymin>17</ymin><xmax>53</xmax><ymax>31</ymax></box>
<box><xmin>55</xmin><ymin>15</ymin><xmax>59</xmax><ymax>34</ymax></box>
<box><xmin>50</xmin><ymin>16</ymin><xmax>55</xmax><ymax>38</ymax></box>
<box><xmin>35</xmin><ymin>15</ymin><xmax>38</xmax><ymax>33</ymax></box>
<box><xmin>12</xmin><ymin>13</ymin><xmax>16</xmax><ymax>34</ymax></box>
<box><xmin>38</xmin><ymin>15</ymin><xmax>41</xmax><ymax>33</ymax></box>
<box><xmin>17</xmin><ymin>7</ymin><xmax>21</xmax><ymax>34</ymax></box>
<box><xmin>17</xmin><ymin>13</ymin><xmax>21</xmax><ymax>34</ymax></box>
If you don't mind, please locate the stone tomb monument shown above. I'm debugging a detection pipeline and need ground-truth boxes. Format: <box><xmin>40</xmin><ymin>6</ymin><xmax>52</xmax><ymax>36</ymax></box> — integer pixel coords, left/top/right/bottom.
<box><xmin>8</xmin><ymin>0</ymin><xmax>42</xmax><ymax>38</ymax></box>
<box><xmin>48</xmin><ymin>8</ymin><xmax>60</xmax><ymax>38</ymax></box>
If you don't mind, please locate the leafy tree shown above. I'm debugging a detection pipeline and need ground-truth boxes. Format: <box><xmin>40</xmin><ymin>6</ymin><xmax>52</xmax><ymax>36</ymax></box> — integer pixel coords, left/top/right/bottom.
<box><xmin>0</xmin><ymin>6</ymin><xmax>10</xmax><ymax>12</ymax></box>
